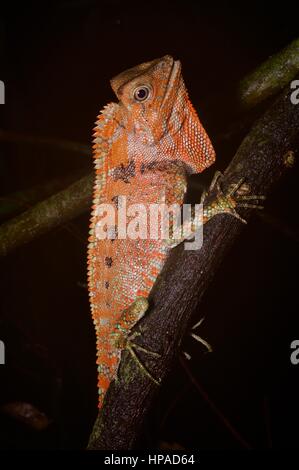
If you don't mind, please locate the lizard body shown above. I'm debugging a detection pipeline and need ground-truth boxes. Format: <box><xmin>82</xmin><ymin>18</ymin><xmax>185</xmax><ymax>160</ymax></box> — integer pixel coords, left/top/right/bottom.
<box><xmin>87</xmin><ymin>56</ymin><xmax>261</xmax><ymax>408</ymax></box>
<box><xmin>88</xmin><ymin>56</ymin><xmax>215</xmax><ymax>407</ymax></box>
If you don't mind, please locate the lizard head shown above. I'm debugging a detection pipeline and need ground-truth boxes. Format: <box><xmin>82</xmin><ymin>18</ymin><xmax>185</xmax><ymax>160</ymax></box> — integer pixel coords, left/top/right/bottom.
<box><xmin>111</xmin><ymin>55</ymin><xmax>215</xmax><ymax>174</ymax></box>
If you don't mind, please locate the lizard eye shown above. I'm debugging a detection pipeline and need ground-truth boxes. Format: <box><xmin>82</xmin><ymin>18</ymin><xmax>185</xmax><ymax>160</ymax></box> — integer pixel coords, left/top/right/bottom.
<box><xmin>133</xmin><ymin>85</ymin><xmax>151</xmax><ymax>102</ymax></box>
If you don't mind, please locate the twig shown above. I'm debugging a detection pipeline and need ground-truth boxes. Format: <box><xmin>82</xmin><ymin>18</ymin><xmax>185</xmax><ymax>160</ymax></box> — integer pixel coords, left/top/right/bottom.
<box><xmin>0</xmin><ymin>129</ymin><xmax>91</xmax><ymax>155</ymax></box>
<box><xmin>239</xmin><ymin>38</ymin><xmax>299</xmax><ymax>109</ymax></box>
<box><xmin>263</xmin><ymin>396</ymin><xmax>273</xmax><ymax>449</ymax></box>
<box><xmin>0</xmin><ymin>169</ymin><xmax>88</xmax><ymax>220</ymax></box>
<box><xmin>257</xmin><ymin>210</ymin><xmax>299</xmax><ymax>243</ymax></box>
<box><xmin>159</xmin><ymin>382</ymin><xmax>191</xmax><ymax>431</ymax></box>
<box><xmin>0</xmin><ymin>174</ymin><xmax>93</xmax><ymax>256</ymax></box>
<box><xmin>179</xmin><ymin>356</ymin><xmax>251</xmax><ymax>449</ymax></box>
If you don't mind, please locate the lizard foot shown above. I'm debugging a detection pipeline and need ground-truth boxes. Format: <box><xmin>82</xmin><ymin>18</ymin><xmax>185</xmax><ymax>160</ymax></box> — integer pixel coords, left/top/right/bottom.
<box><xmin>112</xmin><ymin>297</ymin><xmax>161</xmax><ymax>385</ymax></box>
<box><xmin>127</xmin><ymin>331</ymin><xmax>161</xmax><ymax>385</ymax></box>
<box><xmin>204</xmin><ymin>171</ymin><xmax>266</xmax><ymax>224</ymax></box>
<box><xmin>164</xmin><ymin>172</ymin><xmax>265</xmax><ymax>249</ymax></box>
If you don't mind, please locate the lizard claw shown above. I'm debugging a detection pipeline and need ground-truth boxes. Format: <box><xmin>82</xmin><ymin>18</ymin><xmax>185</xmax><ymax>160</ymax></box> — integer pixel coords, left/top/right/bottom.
<box><xmin>207</xmin><ymin>172</ymin><xmax>265</xmax><ymax>224</ymax></box>
<box><xmin>126</xmin><ymin>340</ymin><xmax>161</xmax><ymax>385</ymax></box>
<box><xmin>126</xmin><ymin>330</ymin><xmax>161</xmax><ymax>385</ymax></box>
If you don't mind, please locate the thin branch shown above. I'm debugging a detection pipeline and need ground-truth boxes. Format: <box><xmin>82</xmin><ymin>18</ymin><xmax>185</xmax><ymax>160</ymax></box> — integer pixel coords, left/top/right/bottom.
<box><xmin>179</xmin><ymin>356</ymin><xmax>252</xmax><ymax>449</ymax></box>
<box><xmin>239</xmin><ymin>38</ymin><xmax>299</xmax><ymax>109</ymax></box>
<box><xmin>0</xmin><ymin>174</ymin><xmax>93</xmax><ymax>256</ymax></box>
<box><xmin>159</xmin><ymin>383</ymin><xmax>190</xmax><ymax>431</ymax></box>
<box><xmin>0</xmin><ymin>169</ymin><xmax>88</xmax><ymax>220</ymax></box>
<box><xmin>0</xmin><ymin>129</ymin><xmax>91</xmax><ymax>155</ymax></box>
<box><xmin>87</xmin><ymin>80</ymin><xmax>298</xmax><ymax>450</ymax></box>
<box><xmin>263</xmin><ymin>395</ymin><xmax>273</xmax><ymax>449</ymax></box>
<box><xmin>257</xmin><ymin>210</ymin><xmax>299</xmax><ymax>243</ymax></box>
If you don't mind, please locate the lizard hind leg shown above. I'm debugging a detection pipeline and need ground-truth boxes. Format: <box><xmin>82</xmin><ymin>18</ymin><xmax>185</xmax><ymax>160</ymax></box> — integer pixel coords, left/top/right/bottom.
<box><xmin>113</xmin><ymin>297</ymin><xmax>161</xmax><ymax>386</ymax></box>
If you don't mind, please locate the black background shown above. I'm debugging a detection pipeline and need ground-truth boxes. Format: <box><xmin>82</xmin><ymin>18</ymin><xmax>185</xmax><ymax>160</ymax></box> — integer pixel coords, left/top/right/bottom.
<box><xmin>0</xmin><ymin>0</ymin><xmax>298</xmax><ymax>450</ymax></box>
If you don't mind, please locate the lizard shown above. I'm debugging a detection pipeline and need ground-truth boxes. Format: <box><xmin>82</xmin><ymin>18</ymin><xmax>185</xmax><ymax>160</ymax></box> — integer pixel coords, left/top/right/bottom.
<box><xmin>87</xmin><ymin>55</ymin><xmax>264</xmax><ymax>408</ymax></box>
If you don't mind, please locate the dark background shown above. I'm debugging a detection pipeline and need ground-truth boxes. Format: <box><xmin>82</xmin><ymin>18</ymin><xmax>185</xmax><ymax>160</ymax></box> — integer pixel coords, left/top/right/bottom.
<box><xmin>0</xmin><ymin>0</ymin><xmax>298</xmax><ymax>450</ymax></box>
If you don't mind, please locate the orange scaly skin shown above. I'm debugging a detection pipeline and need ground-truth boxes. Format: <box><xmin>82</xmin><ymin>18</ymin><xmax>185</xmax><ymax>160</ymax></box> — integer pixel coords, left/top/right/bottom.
<box><xmin>88</xmin><ymin>55</ymin><xmax>216</xmax><ymax>408</ymax></box>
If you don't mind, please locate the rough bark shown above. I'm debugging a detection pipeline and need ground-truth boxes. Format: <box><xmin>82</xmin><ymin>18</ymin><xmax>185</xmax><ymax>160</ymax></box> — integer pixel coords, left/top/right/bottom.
<box><xmin>87</xmin><ymin>80</ymin><xmax>298</xmax><ymax>450</ymax></box>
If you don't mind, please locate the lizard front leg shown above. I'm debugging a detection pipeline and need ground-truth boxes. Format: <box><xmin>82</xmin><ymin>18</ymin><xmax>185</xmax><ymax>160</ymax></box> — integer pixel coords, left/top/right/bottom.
<box><xmin>202</xmin><ymin>170</ymin><xmax>265</xmax><ymax>224</ymax></box>
<box><xmin>165</xmin><ymin>171</ymin><xmax>265</xmax><ymax>248</ymax></box>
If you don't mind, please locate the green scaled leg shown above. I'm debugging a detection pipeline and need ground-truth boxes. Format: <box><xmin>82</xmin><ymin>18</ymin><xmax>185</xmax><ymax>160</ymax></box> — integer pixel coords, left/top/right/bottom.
<box><xmin>112</xmin><ymin>297</ymin><xmax>161</xmax><ymax>386</ymax></box>
<box><xmin>165</xmin><ymin>171</ymin><xmax>265</xmax><ymax>248</ymax></box>
<box><xmin>204</xmin><ymin>170</ymin><xmax>265</xmax><ymax>224</ymax></box>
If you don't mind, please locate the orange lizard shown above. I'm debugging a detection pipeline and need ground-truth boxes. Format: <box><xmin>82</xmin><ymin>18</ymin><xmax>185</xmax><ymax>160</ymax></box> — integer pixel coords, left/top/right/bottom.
<box><xmin>88</xmin><ymin>55</ymin><xmax>263</xmax><ymax>408</ymax></box>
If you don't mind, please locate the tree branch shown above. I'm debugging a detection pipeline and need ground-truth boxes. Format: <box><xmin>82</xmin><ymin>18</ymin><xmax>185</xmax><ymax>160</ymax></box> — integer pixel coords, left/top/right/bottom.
<box><xmin>239</xmin><ymin>38</ymin><xmax>299</xmax><ymax>109</ymax></box>
<box><xmin>0</xmin><ymin>174</ymin><xmax>93</xmax><ymax>257</ymax></box>
<box><xmin>0</xmin><ymin>169</ymin><xmax>89</xmax><ymax>220</ymax></box>
<box><xmin>87</xmin><ymin>80</ymin><xmax>298</xmax><ymax>450</ymax></box>
<box><xmin>0</xmin><ymin>129</ymin><xmax>90</xmax><ymax>155</ymax></box>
